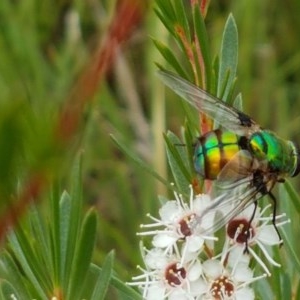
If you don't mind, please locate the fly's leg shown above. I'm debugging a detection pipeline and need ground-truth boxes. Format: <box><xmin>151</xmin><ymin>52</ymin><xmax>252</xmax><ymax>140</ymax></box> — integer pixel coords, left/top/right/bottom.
<box><xmin>243</xmin><ymin>200</ymin><xmax>258</xmax><ymax>254</ymax></box>
<box><xmin>242</xmin><ymin>170</ymin><xmax>265</xmax><ymax>253</ymax></box>
<box><xmin>268</xmin><ymin>191</ymin><xmax>283</xmax><ymax>247</ymax></box>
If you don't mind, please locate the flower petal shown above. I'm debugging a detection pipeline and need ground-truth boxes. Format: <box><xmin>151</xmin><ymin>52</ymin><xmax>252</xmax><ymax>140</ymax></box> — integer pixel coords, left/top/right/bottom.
<box><xmin>232</xmin><ymin>263</ymin><xmax>253</xmax><ymax>282</ymax></box>
<box><xmin>159</xmin><ymin>200</ymin><xmax>182</xmax><ymax>221</ymax></box>
<box><xmin>145</xmin><ymin>248</ymin><xmax>168</xmax><ymax>269</ymax></box>
<box><xmin>257</xmin><ymin>225</ymin><xmax>280</xmax><ymax>245</ymax></box>
<box><xmin>152</xmin><ymin>233</ymin><xmax>177</xmax><ymax>248</ymax></box>
<box><xmin>146</xmin><ymin>283</ymin><xmax>166</xmax><ymax>300</ymax></box>
<box><xmin>202</xmin><ymin>259</ymin><xmax>222</xmax><ymax>278</ymax></box>
<box><xmin>185</xmin><ymin>235</ymin><xmax>204</xmax><ymax>253</ymax></box>
<box><xmin>187</xmin><ymin>260</ymin><xmax>202</xmax><ymax>281</ymax></box>
<box><xmin>235</xmin><ymin>287</ymin><xmax>255</xmax><ymax>300</ymax></box>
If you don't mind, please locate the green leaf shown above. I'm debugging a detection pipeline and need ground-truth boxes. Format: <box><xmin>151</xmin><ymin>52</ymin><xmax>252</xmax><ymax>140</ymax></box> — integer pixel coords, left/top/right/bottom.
<box><xmin>49</xmin><ymin>185</ymin><xmax>61</xmax><ymax>287</ymax></box>
<box><xmin>111</xmin><ymin>134</ymin><xmax>170</xmax><ymax>188</ymax></box>
<box><xmin>59</xmin><ymin>191</ymin><xmax>72</xmax><ymax>288</ymax></box>
<box><xmin>295</xmin><ymin>281</ymin><xmax>300</xmax><ymax>300</ymax></box>
<box><xmin>28</xmin><ymin>205</ymin><xmax>52</xmax><ymax>276</ymax></box>
<box><xmin>182</xmin><ymin>120</ymin><xmax>198</xmax><ymax>174</ymax></box>
<box><xmin>280</xmin><ymin>273</ymin><xmax>292</xmax><ymax>299</ymax></box>
<box><xmin>217</xmin><ymin>13</ymin><xmax>238</xmax><ymax>100</ymax></box>
<box><xmin>62</xmin><ymin>157</ymin><xmax>84</xmax><ymax>289</ymax></box>
<box><xmin>164</xmin><ymin>131</ymin><xmax>191</xmax><ymax>195</ymax></box>
<box><xmin>67</xmin><ymin>208</ymin><xmax>98</xmax><ymax>300</ymax></box>
<box><xmin>192</xmin><ymin>4</ymin><xmax>212</xmax><ymax>90</ymax></box>
<box><xmin>153</xmin><ymin>39</ymin><xmax>188</xmax><ymax>78</ymax></box>
<box><xmin>7</xmin><ymin>230</ymin><xmax>50</xmax><ymax>298</ymax></box>
<box><xmin>110</xmin><ymin>275</ymin><xmax>142</xmax><ymax>300</ymax></box>
<box><xmin>283</xmin><ymin>180</ymin><xmax>300</xmax><ymax>214</ymax></box>
<box><xmin>233</xmin><ymin>93</ymin><xmax>243</xmax><ymax>111</ymax></box>
<box><xmin>173</xmin><ymin>0</ymin><xmax>191</xmax><ymax>42</ymax></box>
<box><xmin>90</xmin><ymin>251</ymin><xmax>114</xmax><ymax>300</ymax></box>
<box><xmin>281</xmin><ymin>228</ymin><xmax>300</xmax><ymax>275</ymax></box>
<box><xmin>254</xmin><ymin>275</ymin><xmax>273</xmax><ymax>299</ymax></box>
<box><xmin>154</xmin><ymin>0</ymin><xmax>176</xmax><ymax>36</ymax></box>
<box><xmin>0</xmin><ymin>252</ymin><xmax>32</xmax><ymax>299</ymax></box>
<box><xmin>0</xmin><ymin>280</ymin><xmax>20</xmax><ymax>300</ymax></box>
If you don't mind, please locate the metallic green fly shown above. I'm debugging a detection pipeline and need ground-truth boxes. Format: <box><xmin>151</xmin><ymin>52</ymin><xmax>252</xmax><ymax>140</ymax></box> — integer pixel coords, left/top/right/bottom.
<box><xmin>158</xmin><ymin>70</ymin><xmax>300</xmax><ymax>237</ymax></box>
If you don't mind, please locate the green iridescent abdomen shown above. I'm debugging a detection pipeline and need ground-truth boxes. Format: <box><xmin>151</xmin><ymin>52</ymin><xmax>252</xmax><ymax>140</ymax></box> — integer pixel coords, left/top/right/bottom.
<box><xmin>194</xmin><ymin>129</ymin><xmax>241</xmax><ymax>180</ymax></box>
<box><xmin>249</xmin><ymin>130</ymin><xmax>298</xmax><ymax>176</ymax></box>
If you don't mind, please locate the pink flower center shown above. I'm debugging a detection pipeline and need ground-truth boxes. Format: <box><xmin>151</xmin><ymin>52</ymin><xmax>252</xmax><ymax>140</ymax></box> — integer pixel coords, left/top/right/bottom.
<box><xmin>227</xmin><ymin>218</ymin><xmax>255</xmax><ymax>244</ymax></box>
<box><xmin>165</xmin><ymin>262</ymin><xmax>187</xmax><ymax>286</ymax></box>
<box><xmin>210</xmin><ymin>275</ymin><xmax>235</xmax><ymax>299</ymax></box>
<box><xmin>179</xmin><ymin>213</ymin><xmax>196</xmax><ymax>237</ymax></box>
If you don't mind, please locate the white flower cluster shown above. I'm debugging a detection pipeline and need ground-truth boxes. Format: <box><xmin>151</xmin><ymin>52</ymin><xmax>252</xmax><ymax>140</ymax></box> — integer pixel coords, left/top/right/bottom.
<box><xmin>128</xmin><ymin>186</ymin><xmax>289</xmax><ymax>299</ymax></box>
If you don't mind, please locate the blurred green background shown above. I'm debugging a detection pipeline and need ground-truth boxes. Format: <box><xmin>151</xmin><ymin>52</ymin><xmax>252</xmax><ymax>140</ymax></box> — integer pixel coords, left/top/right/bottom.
<box><xmin>1</xmin><ymin>0</ymin><xmax>300</xmax><ymax>289</ymax></box>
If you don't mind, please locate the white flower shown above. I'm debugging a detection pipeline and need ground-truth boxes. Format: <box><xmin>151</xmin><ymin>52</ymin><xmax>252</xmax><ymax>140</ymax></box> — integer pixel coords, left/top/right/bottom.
<box><xmin>129</xmin><ymin>247</ymin><xmax>204</xmax><ymax>299</ymax></box>
<box><xmin>199</xmin><ymin>258</ymin><xmax>266</xmax><ymax>300</ymax></box>
<box><xmin>224</xmin><ymin>203</ymin><xmax>289</xmax><ymax>275</ymax></box>
<box><xmin>138</xmin><ymin>186</ymin><xmax>217</xmax><ymax>256</ymax></box>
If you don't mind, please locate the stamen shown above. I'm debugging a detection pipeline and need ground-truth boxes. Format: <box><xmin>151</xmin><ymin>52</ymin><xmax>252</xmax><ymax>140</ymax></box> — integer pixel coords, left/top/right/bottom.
<box><xmin>247</xmin><ymin>247</ymin><xmax>271</xmax><ymax>276</ymax></box>
<box><xmin>256</xmin><ymin>240</ymin><xmax>281</xmax><ymax>267</ymax></box>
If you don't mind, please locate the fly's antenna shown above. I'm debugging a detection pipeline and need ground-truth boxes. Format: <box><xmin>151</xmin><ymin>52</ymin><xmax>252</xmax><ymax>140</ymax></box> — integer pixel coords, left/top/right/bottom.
<box><xmin>174</xmin><ymin>142</ymin><xmax>198</xmax><ymax>149</ymax></box>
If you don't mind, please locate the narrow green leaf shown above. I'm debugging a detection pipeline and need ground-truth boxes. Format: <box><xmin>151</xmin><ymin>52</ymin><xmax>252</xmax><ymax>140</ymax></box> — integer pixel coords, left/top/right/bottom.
<box><xmin>111</xmin><ymin>134</ymin><xmax>170</xmax><ymax>188</ymax></box>
<box><xmin>295</xmin><ymin>282</ymin><xmax>300</xmax><ymax>300</ymax></box>
<box><xmin>225</xmin><ymin>78</ymin><xmax>237</xmax><ymax>105</ymax></box>
<box><xmin>152</xmin><ymin>39</ymin><xmax>188</xmax><ymax>78</ymax></box>
<box><xmin>8</xmin><ymin>230</ymin><xmax>50</xmax><ymax>298</ymax></box>
<box><xmin>283</xmin><ymin>180</ymin><xmax>300</xmax><ymax>214</ymax></box>
<box><xmin>173</xmin><ymin>0</ymin><xmax>191</xmax><ymax>42</ymax></box>
<box><xmin>280</xmin><ymin>273</ymin><xmax>291</xmax><ymax>299</ymax></box>
<box><xmin>182</xmin><ymin>121</ymin><xmax>197</xmax><ymax>173</ymax></box>
<box><xmin>212</xmin><ymin>55</ymin><xmax>220</xmax><ymax>96</ymax></box>
<box><xmin>67</xmin><ymin>209</ymin><xmax>98</xmax><ymax>300</ymax></box>
<box><xmin>59</xmin><ymin>191</ymin><xmax>72</xmax><ymax>289</ymax></box>
<box><xmin>154</xmin><ymin>8</ymin><xmax>175</xmax><ymax>37</ymax></box>
<box><xmin>192</xmin><ymin>4</ymin><xmax>212</xmax><ymax>90</ymax></box>
<box><xmin>217</xmin><ymin>14</ymin><xmax>238</xmax><ymax>100</ymax></box>
<box><xmin>218</xmin><ymin>69</ymin><xmax>231</xmax><ymax>100</ymax></box>
<box><xmin>110</xmin><ymin>275</ymin><xmax>142</xmax><ymax>300</ymax></box>
<box><xmin>63</xmin><ymin>157</ymin><xmax>84</xmax><ymax>289</ymax></box>
<box><xmin>164</xmin><ymin>131</ymin><xmax>191</xmax><ymax>195</ymax></box>
<box><xmin>50</xmin><ymin>185</ymin><xmax>61</xmax><ymax>286</ymax></box>
<box><xmin>155</xmin><ymin>0</ymin><xmax>176</xmax><ymax>25</ymax></box>
<box><xmin>0</xmin><ymin>280</ymin><xmax>21</xmax><ymax>300</ymax></box>
<box><xmin>90</xmin><ymin>251</ymin><xmax>114</xmax><ymax>300</ymax></box>
<box><xmin>254</xmin><ymin>275</ymin><xmax>273</xmax><ymax>299</ymax></box>
<box><xmin>0</xmin><ymin>252</ymin><xmax>32</xmax><ymax>299</ymax></box>
<box><xmin>233</xmin><ymin>93</ymin><xmax>243</xmax><ymax>111</ymax></box>
<box><xmin>28</xmin><ymin>205</ymin><xmax>52</xmax><ymax>276</ymax></box>
<box><xmin>281</xmin><ymin>228</ymin><xmax>300</xmax><ymax>275</ymax></box>
<box><xmin>269</xmin><ymin>249</ymin><xmax>282</xmax><ymax>297</ymax></box>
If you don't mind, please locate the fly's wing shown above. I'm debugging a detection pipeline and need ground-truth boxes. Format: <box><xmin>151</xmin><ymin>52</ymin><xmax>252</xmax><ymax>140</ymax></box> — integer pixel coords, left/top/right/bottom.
<box><xmin>158</xmin><ymin>70</ymin><xmax>261</xmax><ymax>136</ymax></box>
<box><xmin>195</xmin><ymin>176</ymin><xmax>265</xmax><ymax>236</ymax></box>
<box><xmin>195</xmin><ymin>170</ymin><xmax>278</xmax><ymax>236</ymax></box>
<box><xmin>215</xmin><ymin>150</ymin><xmax>255</xmax><ymax>189</ymax></box>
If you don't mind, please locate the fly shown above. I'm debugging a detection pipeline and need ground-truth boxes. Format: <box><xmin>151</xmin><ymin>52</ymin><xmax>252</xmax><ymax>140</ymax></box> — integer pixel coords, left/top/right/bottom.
<box><xmin>158</xmin><ymin>70</ymin><xmax>300</xmax><ymax>240</ymax></box>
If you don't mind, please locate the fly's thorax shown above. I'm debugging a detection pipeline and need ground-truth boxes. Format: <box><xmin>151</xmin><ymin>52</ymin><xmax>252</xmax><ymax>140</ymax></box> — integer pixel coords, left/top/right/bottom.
<box><xmin>194</xmin><ymin>129</ymin><xmax>240</xmax><ymax>179</ymax></box>
<box><xmin>249</xmin><ymin>130</ymin><xmax>297</xmax><ymax>176</ymax></box>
